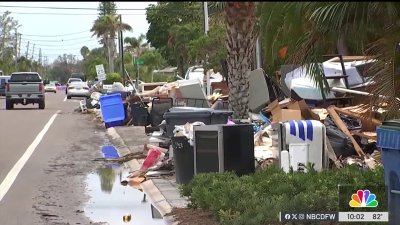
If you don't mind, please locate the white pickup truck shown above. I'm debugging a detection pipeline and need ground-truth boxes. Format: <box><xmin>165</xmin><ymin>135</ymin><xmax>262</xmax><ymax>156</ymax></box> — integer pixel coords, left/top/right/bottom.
<box><xmin>5</xmin><ymin>72</ymin><xmax>45</xmax><ymax>110</ymax></box>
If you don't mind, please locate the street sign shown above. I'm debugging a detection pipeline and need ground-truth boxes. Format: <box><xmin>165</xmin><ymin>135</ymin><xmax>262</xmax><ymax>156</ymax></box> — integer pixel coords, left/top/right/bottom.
<box><xmin>134</xmin><ymin>60</ymin><xmax>144</xmax><ymax>65</ymax></box>
<box><xmin>95</xmin><ymin>64</ymin><xmax>106</xmax><ymax>81</ymax></box>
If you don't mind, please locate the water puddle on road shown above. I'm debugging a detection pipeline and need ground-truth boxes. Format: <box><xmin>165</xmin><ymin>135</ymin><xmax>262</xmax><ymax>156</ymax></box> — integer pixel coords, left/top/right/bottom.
<box><xmin>84</xmin><ymin>164</ymin><xmax>165</xmax><ymax>225</ymax></box>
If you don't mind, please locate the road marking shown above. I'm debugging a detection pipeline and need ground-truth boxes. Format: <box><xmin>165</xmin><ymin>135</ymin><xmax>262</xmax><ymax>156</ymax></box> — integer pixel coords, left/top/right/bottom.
<box><xmin>0</xmin><ymin>110</ymin><xmax>61</xmax><ymax>202</ymax></box>
<box><xmin>63</xmin><ymin>96</ymin><xmax>67</xmax><ymax>102</ymax></box>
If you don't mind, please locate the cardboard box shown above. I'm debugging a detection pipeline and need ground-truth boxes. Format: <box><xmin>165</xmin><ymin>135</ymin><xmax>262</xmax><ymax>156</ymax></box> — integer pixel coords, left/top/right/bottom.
<box><xmin>287</xmin><ymin>99</ymin><xmax>320</xmax><ymax>121</ymax></box>
<box><xmin>267</xmin><ymin>99</ymin><xmax>320</xmax><ymax>122</ymax></box>
<box><xmin>269</xmin><ymin>100</ymin><xmax>302</xmax><ymax>122</ymax></box>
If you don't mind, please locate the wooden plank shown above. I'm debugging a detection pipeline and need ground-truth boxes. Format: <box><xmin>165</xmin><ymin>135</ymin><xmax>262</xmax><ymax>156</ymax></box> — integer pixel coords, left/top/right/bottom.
<box><xmin>351</xmin><ymin>131</ymin><xmax>377</xmax><ymax>141</ymax></box>
<box><xmin>325</xmin><ymin>136</ymin><xmax>338</xmax><ymax>162</ymax></box>
<box><xmin>333</xmin><ymin>106</ymin><xmax>381</xmax><ymax>126</ymax></box>
<box><xmin>326</xmin><ymin>106</ymin><xmax>366</xmax><ymax>159</ymax></box>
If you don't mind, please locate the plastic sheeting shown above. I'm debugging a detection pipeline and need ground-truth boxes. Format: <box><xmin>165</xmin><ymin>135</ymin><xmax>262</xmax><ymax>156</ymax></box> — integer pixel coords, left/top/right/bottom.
<box><xmin>173</xmin><ymin>122</ymin><xmax>206</xmax><ymax>146</ymax></box>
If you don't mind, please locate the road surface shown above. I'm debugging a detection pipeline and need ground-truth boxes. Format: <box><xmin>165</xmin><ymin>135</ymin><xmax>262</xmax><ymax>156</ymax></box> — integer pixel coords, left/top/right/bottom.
<box><xmin>0</xmin><ymin>92</ymin><xmax>105</xmax><ymax>225</ymax></box>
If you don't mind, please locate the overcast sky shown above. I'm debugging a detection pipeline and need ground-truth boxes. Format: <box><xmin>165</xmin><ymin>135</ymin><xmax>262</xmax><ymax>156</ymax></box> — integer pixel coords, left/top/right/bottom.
<box><xmin>0</xmin><ymin>1</ymin><xmax>156</xmax><ymax>63</ymax></box>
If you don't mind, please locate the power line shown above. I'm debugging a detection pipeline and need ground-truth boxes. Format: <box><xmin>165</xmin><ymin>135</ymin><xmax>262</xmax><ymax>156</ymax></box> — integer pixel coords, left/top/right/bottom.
<box><xmin>21</xmin><ymin>36</ymin><xmax>96</xmax><ymax>42</ymax></box>
<box><xmin>0</xmin><ymin>11</ymin><xmax>146</xmax><ymax>16</ymax></box>
<box><xmin>19</xmin><ymin>30</ymin><xmax>90</xmax><ymax>37</ymax></box>
<box><xmin>0</xmin><ymin>5</ymin><xmax>199</xmax><ymax>11</ymax></box>
<box><xmin>0</xmin><ymin>5</ymin><xmax>149</xmax><ymax>10</ymax></box>
<box><xmin>20</xmin><ymin>41</ymin><xmax>99</xmax><ymax>47</ymax></box>
<box><xmin>20</xmin><ymin>42</ymin><xmax>100</xmax><ymax>49</ymax></box>
<box><xmin>29</xmin><ymin>44</ymin><xmax>101</xmax><ymax>51</ymax></box>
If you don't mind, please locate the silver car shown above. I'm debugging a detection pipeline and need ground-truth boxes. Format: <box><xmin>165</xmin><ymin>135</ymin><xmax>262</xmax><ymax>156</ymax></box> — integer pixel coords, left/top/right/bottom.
<box><xmin>66</xmin><ymin>82</ymin><xmax>90</xmax><ymax>99</ymax></box>
<box><xmin>44</xmin><ymin>83</ymin><xmax>57</xmax><ymax>93</ymax></box>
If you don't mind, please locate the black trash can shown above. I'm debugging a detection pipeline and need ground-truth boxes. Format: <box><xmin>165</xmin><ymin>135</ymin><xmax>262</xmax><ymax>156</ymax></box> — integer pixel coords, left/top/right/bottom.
<box><xmin>377</xmin><ymin>120</ymin><xmax>400</xmax><ymax>225</ymax></box>
<box><xmin>172</xmin><ymin>136</ymin><xmax>194</xmax><ymax>185</ymax></box>
<box><xmin>164</xmin><ymin>107</ymin><xmax>233</xmax><ymax>137</ymax></box>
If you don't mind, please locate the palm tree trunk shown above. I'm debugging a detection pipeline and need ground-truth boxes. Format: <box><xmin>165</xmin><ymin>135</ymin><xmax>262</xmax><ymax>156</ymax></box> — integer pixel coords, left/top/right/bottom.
<box><xmin>225</xmin><ymin>2</ymin><xmax>258</xmax><ymax>119</ymax></box>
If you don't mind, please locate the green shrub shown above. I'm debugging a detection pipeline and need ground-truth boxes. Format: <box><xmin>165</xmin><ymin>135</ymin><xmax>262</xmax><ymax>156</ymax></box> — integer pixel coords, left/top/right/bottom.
<box><xmin>103</xmin><ymin>72</ymin><xmax>122</xmax><ymax>84</ymax></box>
<box><xmin>180</xmin><ymin>165</ymin><xmax>385</xmax><ymax>225</ymax></box>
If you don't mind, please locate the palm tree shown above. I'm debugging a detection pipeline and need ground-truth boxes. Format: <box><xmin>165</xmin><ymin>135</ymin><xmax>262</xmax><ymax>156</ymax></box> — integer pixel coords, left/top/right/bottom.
<box><xmin>275</xmin><ymin>2</ymin><xmax>400</xmax><ymax>118</ymax></box>
<box><xmin>224</xmin><ymin>2</ymin><xmax>258</xmax><ymax>119</ymax></box>
<box><xmin>124</xmin><ymin>34</ymin><xmax>149</xmax><ymax>57</ymax></box>
<box><xmin>91</xmin><ymin>15</ymin><xmax>132</xmax><ymax>73</ymax></box>
<box><xmin>80</xmin><ymin>46</ymin><xmax>90</xmax><ymax>59</ymax></box>
<box><xmin>168</xmin><ymin>23</ymin><xmax>201</xmax><ymax>78</ymax></box>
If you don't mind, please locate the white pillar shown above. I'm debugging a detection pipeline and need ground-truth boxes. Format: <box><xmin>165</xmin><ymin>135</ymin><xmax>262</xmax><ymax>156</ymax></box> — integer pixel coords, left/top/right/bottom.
<box><xmin>204</xmin><ymin>2</ymin><xmax>211</xmax><ymax>95</ymax></box>
<box><xmin>256</xmin><ymin>37</ymin><xmax>262</xmax><ymax>69</ymax></box>
<box><xmin>204</xmin><ymin>2</ymin><xmax>209</xmax><ymax>35</ymax></box>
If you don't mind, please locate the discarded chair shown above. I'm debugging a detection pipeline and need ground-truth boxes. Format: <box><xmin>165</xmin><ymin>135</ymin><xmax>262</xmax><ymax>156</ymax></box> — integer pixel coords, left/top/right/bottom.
<box><xmin>80</xmin><ymin>100</ymin><xmax>87</xmax><ymax>113</ymax></box>
<box><xmin>145</xmin><ymin>97</ymin><xmax>173</xmax><ymax>134</ymax></box>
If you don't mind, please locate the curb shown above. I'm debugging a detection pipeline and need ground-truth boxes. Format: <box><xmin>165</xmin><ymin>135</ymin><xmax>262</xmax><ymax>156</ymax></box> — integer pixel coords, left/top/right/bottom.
<box><xmin>105</xmin><ymin>127</ymin><xmax>142</xmax><ymax>173</ymax></box>
<box><xmin>107</xmin><ymin>126</ymin><xmax>180</xmax><ymax>225</ymax></box>
<box><xmin>106</xmin><ymin>127</ymin><xmax>131</xmax><ymax>156</ymax></box>
<box><xmin>141</xmin><ymin>179</ymin><xmax>173</xmax><ymax>216</ymax></box>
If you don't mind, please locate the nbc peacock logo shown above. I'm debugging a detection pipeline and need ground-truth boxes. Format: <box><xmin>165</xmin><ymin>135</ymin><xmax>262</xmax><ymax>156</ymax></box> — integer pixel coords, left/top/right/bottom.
<box><xmin>349</xmin><ymin>190</ymin><xmax>378</xmax><ymax>207</ymax></box>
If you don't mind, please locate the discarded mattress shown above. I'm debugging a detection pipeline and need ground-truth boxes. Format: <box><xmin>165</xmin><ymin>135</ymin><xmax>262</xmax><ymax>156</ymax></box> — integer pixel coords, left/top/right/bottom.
<box><xmin>284</xmin><ymin>59</ymin><xmax>375</xmax><ymax>100</ymax></box>
<box><xmin>249</xmin><ymin>68</ymin><xmax>270</xmax><ymax>112</ymax></box>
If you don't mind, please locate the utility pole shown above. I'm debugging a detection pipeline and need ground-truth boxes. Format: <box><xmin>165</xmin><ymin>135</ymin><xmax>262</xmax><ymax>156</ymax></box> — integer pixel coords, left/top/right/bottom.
<box><xmin>44</xmin><ymin>56</ymin><xmax>48</xmax><ymax>79</ymax></box>
<box><xmin>31</xmin><ymin>44</ymin><xmax>35</xmax><ymax>61</ymax></box>
<box><xmin>25</xmin><ymin>41</ymin><xmax>30</xmax><ymax>58</ymax></box>
<box><xmin>119</xmin><ymin>14</ymin><xmax>125</xmax><ymax>85</ymax></box>
<box><xmin>118</xmin><ymin>15</ymin><xmax>122</xmax><ymax>80</ymax></box>
<box><xmin>30</xmin><ymin>44</ymin><xmax>35</xmax><ymax>72</ymax></box>
<box><xmin>14</xmin><ymin>28</ymin><xmax>18</xmax><ymax>71</ymax></box>
<box><xmin>39</xmin><ymin>48</ymin><xmax>42</xmax><ymax>76</ymax></box>
<box><xmin>17</xmin><ymin>33</ymin><xmax>21</xmax><ymax>58</ymax></box>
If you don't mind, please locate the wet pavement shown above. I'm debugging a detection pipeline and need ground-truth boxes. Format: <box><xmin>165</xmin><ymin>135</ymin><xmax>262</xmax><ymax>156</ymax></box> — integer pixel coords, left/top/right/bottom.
<box><xmin>85</xmin><ymin>164</ymin><xmax>165</xmax><ymax>225</ymax></box>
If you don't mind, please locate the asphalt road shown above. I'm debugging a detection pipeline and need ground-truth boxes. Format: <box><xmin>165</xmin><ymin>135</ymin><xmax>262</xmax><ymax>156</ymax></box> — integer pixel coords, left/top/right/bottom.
<box><xmin>0</xmin><ymin>91</ymin><xmax>105</xmax><ymax>225</ymax></box>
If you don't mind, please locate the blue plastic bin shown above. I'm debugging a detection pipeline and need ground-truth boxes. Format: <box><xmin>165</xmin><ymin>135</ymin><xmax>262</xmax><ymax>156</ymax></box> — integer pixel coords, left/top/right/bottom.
<box><xmin>99</xmin><ymin>93</ymin><xmax>125</xmax><ymax>128</ymax></box>
<box><xmin>377</xmin><ymin>120</ymin><xmax>400</xmax><ymax>225</ymax></box>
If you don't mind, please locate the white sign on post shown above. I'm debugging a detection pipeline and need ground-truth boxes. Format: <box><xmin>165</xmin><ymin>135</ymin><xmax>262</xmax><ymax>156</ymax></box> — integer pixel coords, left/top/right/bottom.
<box><xmin>95</xmin><ymin>64</ymin><xmax>107</xmax><ymax>81</ymax></box>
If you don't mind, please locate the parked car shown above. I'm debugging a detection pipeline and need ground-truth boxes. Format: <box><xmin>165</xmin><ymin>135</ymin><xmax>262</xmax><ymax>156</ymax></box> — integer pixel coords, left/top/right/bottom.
<box><xmin>66</xmin><ymin>81</ymin><xmax>90</xmax><ymax>99</ymax></box>
<box><xmin>65</xmin><ymin>78</ymin><xmax>83</xmax><ymax>94</ymax></box>
<box><xmin>44</xmin><ymin>83</ymin><xmax>57</xmax><ymax>93</ymax></box>
<box><xmin>0</xmin><ymin>75</ymin><xmax>11</xmax><ymax>96</ymax></box>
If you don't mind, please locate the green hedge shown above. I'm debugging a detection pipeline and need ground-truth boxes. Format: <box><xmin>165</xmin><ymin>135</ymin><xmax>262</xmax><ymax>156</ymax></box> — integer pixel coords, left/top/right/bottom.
<box><xmin>180</xmin><ymin>165</ymin><xmax>385</xmax><ymax>225</ymax></box>
<box><xmin>103</xmin><ymin>72</ymin><xmax>122</xmax><ymax>85</ymax></box>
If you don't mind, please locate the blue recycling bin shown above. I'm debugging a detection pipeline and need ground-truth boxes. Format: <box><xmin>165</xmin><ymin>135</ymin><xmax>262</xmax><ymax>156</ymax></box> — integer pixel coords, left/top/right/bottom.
<box><xmin>377</xmin><ymin>120</ymin><xmax>400</xmax><ymax>225</ymax></box>
<box><xmin>99</xmin><ymin>93</ymin><xmax>125</xmax><ymax>128</ymax></box>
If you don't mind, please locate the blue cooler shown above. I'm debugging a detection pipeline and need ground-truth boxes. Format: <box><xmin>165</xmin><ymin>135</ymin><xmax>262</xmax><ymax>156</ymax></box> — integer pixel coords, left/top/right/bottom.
<box><xmin>377</xmin><ymin>120</ymin><xmax>400</xmax><ymax>225</ymax></box>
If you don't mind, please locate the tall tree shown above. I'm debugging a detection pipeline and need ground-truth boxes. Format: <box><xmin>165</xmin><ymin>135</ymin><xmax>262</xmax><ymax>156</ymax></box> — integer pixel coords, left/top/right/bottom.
<box><xmin>80</xmin><ymin>46</ymin><xmax>90</xmax><ymax>59</ymax></box>
<box><xmin>146</xmin><ymin>2</ymin><xmax>202</xmax><ymax>66</ymax></box>
<box><xmin>91</xmin><ymin>15</ymin><xmax>132</xmax><ymax>73</ymax></box>
<box><xmin>98</xmin><ymin>1</ymin><xmax>117</xmax><ymax>17</ymax></box>
<box><xmin>124</xmin><ymin>34</ymin><xmax>148</xmax><ymax>57</ymax></box>
<box><xmin>0</xmin><ymin>11</ymin><xmax>20</xmax><ymax>73</ymax></box>
<box><xmin>189</xmin><ymin>23</ymin><xmax>227</xmax><ymax>74</ymax></box>
<box><xmin>224</xmin><ymin>2</ymin><xmax>258</xmax><ymax>119</ymax></box>
<box><xmin>81</xmin><ymin>47</ymin><xmax>108</xmax><ymax>80</ymax></box>
<box><xmin>49</xmin><ymin>54</ymin><xmax>82</xmax><ymax>83</ymax></box>
<box><xmin>167</xmin><ymin>23</ymin><xmax>202</xmax><ymax>77</ymax></box>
